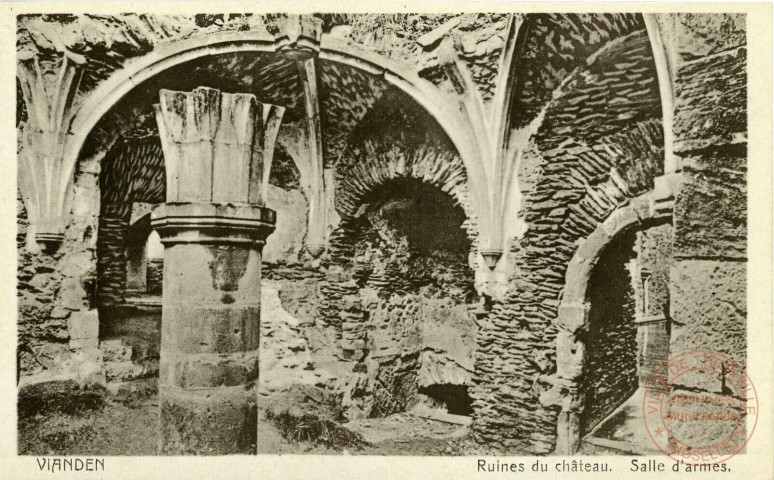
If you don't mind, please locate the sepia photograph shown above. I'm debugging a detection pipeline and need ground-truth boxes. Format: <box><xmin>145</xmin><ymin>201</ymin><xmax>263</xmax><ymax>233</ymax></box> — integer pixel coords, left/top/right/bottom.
<box><xmin>7</xmin><ymin>4</ymin><xmax>772</xmax><ymax>477</ymax></box>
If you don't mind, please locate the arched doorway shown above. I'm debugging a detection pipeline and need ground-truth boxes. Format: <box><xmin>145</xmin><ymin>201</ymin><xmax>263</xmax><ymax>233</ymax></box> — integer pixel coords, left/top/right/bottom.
<box><xmin>580</xmin><ymin>222</ymin><xmax>672</xmax><ymax>453</ymax></box>
<box><xmin>552</xmin><ymin>193</ymin><xmax>674</xmax><ymax>454</ymax></box>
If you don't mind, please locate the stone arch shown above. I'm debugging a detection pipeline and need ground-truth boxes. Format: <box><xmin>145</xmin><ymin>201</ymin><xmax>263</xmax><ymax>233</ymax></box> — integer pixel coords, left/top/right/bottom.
<box><xmin>327</xmin><ymin>172</ymin><xmax>480</xmax><ymax>414</ymax></box>
<box><xmin>549</xmin><ymin>191</ymin><xmax>675</xmax><ymax>454</ymax></box>
<box><xmin>325</xmin><ymin>144</ymin><xmax>476</xmax><ymax>297</ymax></box>
<box><xmin>317</xmin><ymin>92</ymin><xmax>479</xmax><ymax>360</ymax></box>
<box><xmin>328</xmin><ymin>90</ymin><xmax>476</xmax><ymax>265</ymax></box>
<box><xmin>469</xmin><ymin>22</ymin><xmax>670</xmax><ymax>452</ymax></box>
<box><xmin>321</xmin><ymin>132</ymin><xmax>479</xmax><ymax>416</ymax></box>
<box><xmin>335</xmin><ymin>145</ymin><xmax>474</xmax><ymax>235</ymax></box>
<box><xmin>62</xmin><ymin>32</ymin><xmax>472</xmax><ymax>215</ymax></box>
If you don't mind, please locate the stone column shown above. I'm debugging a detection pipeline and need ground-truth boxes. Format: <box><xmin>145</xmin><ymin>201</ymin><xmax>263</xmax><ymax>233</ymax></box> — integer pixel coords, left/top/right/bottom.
<box><xmin>151</xmin><ymin>87</ymin><xmax>285</xmax><ymax>454</ymax></box>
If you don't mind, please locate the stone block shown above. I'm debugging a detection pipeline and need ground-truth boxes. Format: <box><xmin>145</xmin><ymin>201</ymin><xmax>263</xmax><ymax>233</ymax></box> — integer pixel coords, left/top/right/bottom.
<box><xmin>161</xmin><ymin>305</ymin><xmax>261</xmax><ymax>354</ymax></box>
<box><xmin>669</xmin><ymin>260</ymin><xmax>746</xmax><ymax>392</ymax></box>
<box><xmin>673</xmin><ymin>152</ymin><xmax>746</xmax><ymax>259</ymax></box>
<box><xmin>325</xmin><ymin>268</ymin><xmax>351</xmax><ymax>283</ymax></box>
<box><xmin>555</xmin><ymin>331</ymin><xmax>585</xmax><ymax>381</ymax></box>
<box><xmin>160</xmin><ymin>350</ymin><xmax>260</xmax><ymax>389</ymax></box>
<box><xmin>674</xmin><ymin>43</ymin><xmax>746</xmax><ymax>151</ymax></box>
<box><xmin>675</xmin><ymin>13</ymin><xmax>746</xmax><ymax>59</ymax></box>
<box><xmin>70</xmin><ymin>337</ymin><xmax>99</xmax><ymax>350</ymax></box>
<box><xmin>100</xmin><ymin>339</ymin><xmax>133</xmax><ymax>362</ymax></box>
<box><xmin>60</xmin><ymin>251</ymin><xmax>95</xmax><ymax>277</ymax></box>
<box><xmin>601</xmin><ymin>205</ymin><xmax>639</xmax><ymax>237</ymax></box>
<box><xmin>341</xmin><ymin>332</ymin><xmax>365</xmax><ymax>343</ymax></box>
<box><xmin>342</xmin><ymin>339</ymin><xmax>366</xmax><ymax>351</ymax></box>
<box><xmin>70</xmin><ymin>177</ymin><xmax>100</xmax><ymax>218</ymax></box>
<box><xmin>69</xmin><ymin>347</ymin><xmax>104</xmax><ymax>385</ymax></box>
<box><xmin>60</xmin><ymin>278</ymin><xmax>88</xmax><ymax>311</ymax></box>
<box><xmin>556</xmin><ymin>302</ymin><xmax>589</xmax><ymax>333</ymax></box>
<box><xmin>340</xmin><ymin>311</ymin><xmax>364</xmax><ymax>322</ymax></box>
<box><xmin>575</xmin><ymin>229</ymin><xmax>611</xmax><ymax>263</ymax></box>
<box><xmin>262</xmin><ymin>186</ymin><xmax>307</xmax><ymax>263</ymax></box>
<box><xmin>341</xmin><ymin>321</ymin><xmax>365</xmax><ymax>333</ymax></box>
<box><xmin>105</xmin><ymin>361</ymin><xmax>146</xmax><ymax>383</ymax></box>
<box><xmin>68</xmin><ymin>310</ymin><xmax>99</xmax><ymax>340</ymax></box>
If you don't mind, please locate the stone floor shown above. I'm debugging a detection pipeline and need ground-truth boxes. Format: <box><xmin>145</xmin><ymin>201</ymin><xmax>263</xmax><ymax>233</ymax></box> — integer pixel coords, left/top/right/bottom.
<box><xmin>20</xmin><ymin>377</ymin><xmax>669</xmax><ymax>456</ymax></box>
<box><xmin>581</xmin><ymin>387</ymin><xmax>665</xmax><ymax>455</ymax></box>
<box><xmin>18</xmin><ymin>377</ymin><xmax>473</xmax><ymax>456</ymax></box>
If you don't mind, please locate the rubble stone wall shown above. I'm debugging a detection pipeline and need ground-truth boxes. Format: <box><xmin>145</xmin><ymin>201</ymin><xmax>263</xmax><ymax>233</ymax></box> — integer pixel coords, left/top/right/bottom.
<box><xmin>327</xmin><ymin>94</ymin><xmax>478</xmax><ymax>417</ymax></box>
<box><xmin>472</xmin><ymin>22</ymin><xmax>664</xmax><ymax>453</ymax></box>
<box><xmin>320</xmin><ymin>90</ymin><xmax>475</xmax><ymax>339</ymax></box>
<box><xmin>17</xmin><ymin>154</ymin><xmax>100</xmax><ymax>377</ymax></box>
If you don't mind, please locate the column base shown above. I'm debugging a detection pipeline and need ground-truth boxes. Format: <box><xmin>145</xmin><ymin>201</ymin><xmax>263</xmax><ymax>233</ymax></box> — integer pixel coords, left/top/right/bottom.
<box><xmin>159</xmin><ymin>385</ymin><xmax>257</xmax><ymax>455</ymax></box>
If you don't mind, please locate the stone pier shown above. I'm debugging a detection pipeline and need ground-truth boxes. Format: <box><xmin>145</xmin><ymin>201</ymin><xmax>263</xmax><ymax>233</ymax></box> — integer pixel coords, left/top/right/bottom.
<box><xmin>151</xmin><ymin>87</ymin><xmax>284</xmax><ymax>454</ymax></box>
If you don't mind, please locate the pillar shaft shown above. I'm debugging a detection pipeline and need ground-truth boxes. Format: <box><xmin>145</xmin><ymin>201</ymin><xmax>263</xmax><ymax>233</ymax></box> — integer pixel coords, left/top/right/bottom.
<box><xmin>153</xmin><ymin>204</ymin><xmax>274</xmax><ymax>454</ymax></box>
<box><xmin>152</xmin><ymin>87</ymin><xmax>284</xmax><ymax>454</ymax></box>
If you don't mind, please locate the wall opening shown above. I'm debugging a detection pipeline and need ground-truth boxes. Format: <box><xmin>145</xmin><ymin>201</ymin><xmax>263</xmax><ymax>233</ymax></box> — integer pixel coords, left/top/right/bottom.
<box><xmin>126</xmin><ymin>228</ymin><xmax>163</xmax><ymax>297</ymax></box>
<box><xmin>580</xmin><ymin>230</ymin><xmax>639</xmax><ymax>434</ymax></box>
<box><xmin>350</xmin><ymin>177</ymin><xmax>475</xmax><ymax>302</ymax></box>
<box><xmin>579</xmin><ymin>222</ymin><xmax>674</xmax><ymax>452</ymax></box>
<box><xmin>418</xmin><ymin>384</ymin><xmax>474</xmax><ymax>416</ymax></box>
<box><xmin>331</xmin><ymin>178</ymin><xmax>477</xmax><ymax>420</ymax></box>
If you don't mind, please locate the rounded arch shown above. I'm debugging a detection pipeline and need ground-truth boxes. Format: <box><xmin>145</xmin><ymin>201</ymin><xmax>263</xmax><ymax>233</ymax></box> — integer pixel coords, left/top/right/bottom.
<box><xmin>327</xmin><ymin>145</ymin><xmax>476</xmax><ymax>270</ymax></box>
<box><xmin>332</xmin><ymin>85</ymin><xmax>475</xmax><ymax>233</ymax></box>
<box><xmin>560</xmin><ymin>196</ymin><xmax>672</xmax><ymax>315</ymax></box>
<box><xmin>61</xmin><ymin>32</ymin><xmax>471</xmax><ymax>213</ymax></box>
<box><xmin>550</xmin><ymin>191</ymin><xmax>674</xmax><ymax>454</ymax></box>
<box><xmin>335</xmin><ymin>143</ymin><xmax>474</xmax><ymax>230</ymax></box>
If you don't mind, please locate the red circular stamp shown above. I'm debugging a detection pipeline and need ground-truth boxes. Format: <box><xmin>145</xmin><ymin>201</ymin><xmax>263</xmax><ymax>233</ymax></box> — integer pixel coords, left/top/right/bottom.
<box><xmin>642</xmin><ymin>350</ymin><xmax>758</xmax><ymax>465</ymax></box>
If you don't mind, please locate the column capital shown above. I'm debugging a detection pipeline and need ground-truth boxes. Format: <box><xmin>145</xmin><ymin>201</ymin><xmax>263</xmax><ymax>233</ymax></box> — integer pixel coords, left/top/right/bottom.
<box><xmin>17</xmin><ymin>52</ymin><xmax>84</xmax><ymax>251</ymax></box>
<box><xmin>155</xmin><ymin>87</ymin><xmax>285</xmax><ymax>206</ymax></box>
<box><xmin>151</xmin><ymin>202</ymin><xmax>275</xmax><ymax>246</ymax></box>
